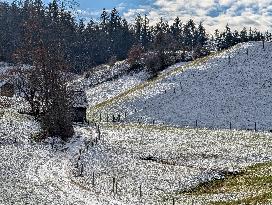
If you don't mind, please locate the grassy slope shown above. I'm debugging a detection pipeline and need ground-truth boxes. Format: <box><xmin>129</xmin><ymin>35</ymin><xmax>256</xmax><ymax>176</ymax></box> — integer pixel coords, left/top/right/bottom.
<box><xmin>186</xmin><ymin>162</ymin><xmax>272</xmax><ymax>205</ymax></box>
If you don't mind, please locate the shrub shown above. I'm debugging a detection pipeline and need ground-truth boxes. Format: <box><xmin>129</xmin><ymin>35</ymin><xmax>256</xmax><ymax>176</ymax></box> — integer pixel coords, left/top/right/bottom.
<box><xmin>142</xmin><ymin>52</ymin><xmax>162</xmax><ymax>78</ymax></box>
<box><xmin>127</xmin><ymin>44</ymin><xmax>144</xmax><ymax>71</ymax></box>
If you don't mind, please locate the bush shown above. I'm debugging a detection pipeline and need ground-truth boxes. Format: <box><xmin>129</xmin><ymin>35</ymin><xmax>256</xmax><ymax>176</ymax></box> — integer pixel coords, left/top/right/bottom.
<box><xmin>127</xmin><ymin>44</ymin><xmax>144</xmax><ymax>71</ymax></box>
<box><xmin>143</xmin><ymin>50</ymin><xmax>176</xmax><ymax>78</ymax></box>
<box><xmin>142</xmin><ymin>52</ymin><xmax>162</xmax><ymax>78</ymax></box>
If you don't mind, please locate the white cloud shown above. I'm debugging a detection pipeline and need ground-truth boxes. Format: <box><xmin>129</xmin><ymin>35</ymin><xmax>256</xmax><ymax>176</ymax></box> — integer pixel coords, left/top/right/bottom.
<box><xmin>123</xmin><ymin>0</ymin><xmax>272</xmax><ymax>33</ymax></box>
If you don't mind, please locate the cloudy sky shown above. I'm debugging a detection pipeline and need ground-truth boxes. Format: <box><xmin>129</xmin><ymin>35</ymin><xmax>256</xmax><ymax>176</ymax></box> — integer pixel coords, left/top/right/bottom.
<box><xmin>7</xmin><ymin>0</ymin><xmax>272</xmax><ymax>33</ymax></box>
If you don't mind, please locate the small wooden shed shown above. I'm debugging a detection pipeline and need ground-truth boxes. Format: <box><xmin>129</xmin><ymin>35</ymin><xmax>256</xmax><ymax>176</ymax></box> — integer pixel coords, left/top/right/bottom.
<box><xmin>0</xmin><ymin>81</ymin><xmax>14</xmax><ymax>97</ymax></box>
<box><xmin>72</xmin><ymin>90</ymin><xmax>88</xmax><ymax>123</ymax></box>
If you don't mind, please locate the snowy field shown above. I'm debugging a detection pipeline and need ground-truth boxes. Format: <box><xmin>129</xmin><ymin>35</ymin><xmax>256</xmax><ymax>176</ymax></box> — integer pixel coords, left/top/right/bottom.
<box><xmin>98</xmin><ymin>42</ymin><xmax>272</xmax><ymax>131</ymax></box>
<box><xmin>2</xmin><ymin>108</ymin><xmax>272</xmax><ymax>205</ymax></box>
<box><xmin>72</xmin><ymin>123</ymin><xmax>272</xmax><ymax>205</ymax></box>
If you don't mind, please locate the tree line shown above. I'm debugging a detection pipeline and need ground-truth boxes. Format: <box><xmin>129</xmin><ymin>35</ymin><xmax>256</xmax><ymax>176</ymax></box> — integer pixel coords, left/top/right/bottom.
<box><xmin>1</xmin><ymin>0</ymin><xmax>271</xmax><ymax>74</ymax></box>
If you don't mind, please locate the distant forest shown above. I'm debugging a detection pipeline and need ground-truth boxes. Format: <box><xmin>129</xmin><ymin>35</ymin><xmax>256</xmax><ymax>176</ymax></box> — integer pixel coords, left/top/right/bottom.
<box><xmin>0</xmin><ymin>0</ymin><xmax>271</xmax><ymax>73</ymax></box>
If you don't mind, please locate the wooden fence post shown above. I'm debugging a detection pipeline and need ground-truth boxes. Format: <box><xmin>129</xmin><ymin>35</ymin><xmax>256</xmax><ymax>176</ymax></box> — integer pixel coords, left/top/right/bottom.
<box><xmin>92</xmin><ymin>172</ymin><xmax>95</xmax><ymax>187</ymax></box>
<box><xmin>112</xmin><ymin>177</ymin><xmax>116</xmax><ymax>193</ymax></box>
<box><xmin>255</xmin><ymin>122</ymin><xmax>257</xmax><ymax>132</ymax></box>
<box><xmin>139</xmin><ymin>184</ymin><xmax>142</xmax><ymax>198</ymax></box>
<box><xmin>79</xmin><ymin>164</ymin><xmax>84</xmax><ymax>176</ymax></box>
<box><xmin>115</xmin><ymin>180</ymin><xmax>118</xmax><ymax>195</ymax></box>
<box><xmin>97</xmin><ymin>125</ymin><xmax>101</xmax><ymax>140</ymax></box>
<box><xmin>230</xmin><ymin>122</ymin><xmax>232</xmax><ymax>130</ymax></box>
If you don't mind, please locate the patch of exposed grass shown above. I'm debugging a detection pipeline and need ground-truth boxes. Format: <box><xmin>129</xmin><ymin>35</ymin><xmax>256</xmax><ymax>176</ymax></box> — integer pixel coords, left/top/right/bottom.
<box><xmin>186</xmin><ymin>162</ymin><xmax>272</xmax><ymax>205</ymax></box>
<box><xmin>211</xmin><ymin>192</ymin><xmax>272</xmax><ymax>205</ymax></box>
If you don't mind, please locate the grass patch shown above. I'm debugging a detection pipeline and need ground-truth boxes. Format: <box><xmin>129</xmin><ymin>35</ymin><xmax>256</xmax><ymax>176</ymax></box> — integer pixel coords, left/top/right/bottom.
<box><xmin>211</xmin><ymin>192</ymin><xmax>272</xmax><ymax>205</ymax></box>
<box><xmin>185</xmin><ymin>162</ymin><xmax>272</xmax><ymax>205</ymax></box>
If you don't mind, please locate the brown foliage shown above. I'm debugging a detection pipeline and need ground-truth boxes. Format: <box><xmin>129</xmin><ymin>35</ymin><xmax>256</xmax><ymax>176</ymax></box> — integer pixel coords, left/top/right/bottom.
<box><xmin>13</xmin><ymin>5</ymin><xmax>74</xmax><ymax>140</ymax></box>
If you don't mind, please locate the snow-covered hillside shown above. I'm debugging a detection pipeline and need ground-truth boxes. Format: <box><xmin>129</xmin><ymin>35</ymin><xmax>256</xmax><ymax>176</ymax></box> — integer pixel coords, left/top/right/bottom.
<box><xmin>65</xmin><ymin>124</ymin><xmax>272</xmax><ymax>204</ymax></box>
<box><xmin>100</xmin><ymin>42</ymin><xmax>272</xmax><ymax>131</ymax></box>
<box><xmin>2</xmin><ymin>42</ymin><xmax>272</xmax><ymax>205</ymax></box>
<box><xmin>3</xmin><ymin>108</ymin><xmax>271</xmax><ymax>205</ymax></box>
<box><xmin>0</xmin><ymin>109</ymin><xmax>105</xmax><ymax>204</ymax></box>
<box><xmin>85</xmin><ymin>71</ymin><xmax>149</xmax><ymax>107</ymax></box>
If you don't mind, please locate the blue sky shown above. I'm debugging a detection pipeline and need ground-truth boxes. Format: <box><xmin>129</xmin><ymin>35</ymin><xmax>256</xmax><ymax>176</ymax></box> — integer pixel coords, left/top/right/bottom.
<box><xmin>6</xmin><ymin>0</ymin><xmax>272</xmax><ymax>32</ymax></box>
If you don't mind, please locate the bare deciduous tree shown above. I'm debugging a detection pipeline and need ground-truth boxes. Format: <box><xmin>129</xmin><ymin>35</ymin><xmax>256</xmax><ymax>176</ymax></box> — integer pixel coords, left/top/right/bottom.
<box><xmin>13</xmin><ymin>4</ymin><xmax>74</xmax><ymax>140</ymax></box>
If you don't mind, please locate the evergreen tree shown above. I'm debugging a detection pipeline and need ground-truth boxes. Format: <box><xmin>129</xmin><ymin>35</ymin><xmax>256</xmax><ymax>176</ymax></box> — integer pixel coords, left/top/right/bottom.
<box><xmin>142</xmin><ymin>14</ymin><xmax>150</xmax><ymax>49</ymax></box>
<box><xmin>232</xmin><ymin>30</ymin><xmax>240</xmax><ymax>45</ymax></box>
<box><xmin>170</xmin><ymin>17</ymin><xmax>182</xmax><ymax>50</ymax></box>
<box><xmin>248</xmin><ymin>27</ymin><xmax>254</xmax><ymax>41</ymax></box>
<box><xmin>183</xmin><ymin>19</ymin><xmax>196</xmax><ymax>51</ymax></box>
<box><xmin>240</xmin><ymin>27</ymin><xmax>248</xmax><ymax>42</ymax></box>
<box><xmin>221</xmin><ymin>24</ymin><xmax>234</xmax><ymax>49</ymax></box>
<box><xmin>194</xmin><ymin>22</ymin><xmax>208</xmax><ymax>56</ymax></box>
<box><xmin>135</xmin><ymin>14</ymin><xmax>143</xmax><ymax>44</ymax></box>
<box><xmin>214</xmin><ymin>29</ymin><xmax>222</xmax><ymax>50</ymax></box>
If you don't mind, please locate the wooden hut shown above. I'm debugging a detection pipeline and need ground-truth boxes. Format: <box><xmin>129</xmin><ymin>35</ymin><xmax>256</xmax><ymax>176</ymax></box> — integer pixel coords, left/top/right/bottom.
<box><xmin>0</xmin><ymin>81</ymin><xmax>14</xmax><ymax>97</ymax></box>
<box><xmin>72</xmin><ymin>90</ymin><xmax>88</xmax><ymax>123</ymax></box>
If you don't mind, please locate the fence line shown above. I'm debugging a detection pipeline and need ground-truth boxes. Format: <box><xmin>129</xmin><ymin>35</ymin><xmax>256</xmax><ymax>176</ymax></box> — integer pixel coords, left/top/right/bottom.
<box><xmin>89</xmin><ymin>112</ymin><xmax>267</xmax><ymax>133</ymax></box>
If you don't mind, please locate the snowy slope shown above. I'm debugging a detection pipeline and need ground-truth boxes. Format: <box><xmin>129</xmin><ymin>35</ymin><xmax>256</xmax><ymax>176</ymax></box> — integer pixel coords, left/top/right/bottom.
<box><xmin>101</xmin><ymin>42</ymin><xmax>272</xmax><ymax>131</ymax></box>
<box><xmin>0</xmin><ymin>109</ymin><xmax>103</xmax><ymax>205</ymax></box>
<box><xmin>80</xmin><ymin>61</ymin><xmax>186</xmax><ymax>108</ymax></box>
<box><xmin>70</xmin><ymin>124</ymin><xmax>272</xmax><ymax>205</ymax></box>
<box><xmin>86</xmin><ymin>71</ymin><xmax>149</xmax><ymax>107</ymax></box>
<box><xmin>2</xmin><ymin>42</ymin><xmax>272</xmax><ymax>205</ymax></box>
<box><xmin>1</xmin><ymin>109</ymin><xmax>272</xmax><ymax>205</ymax></box>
